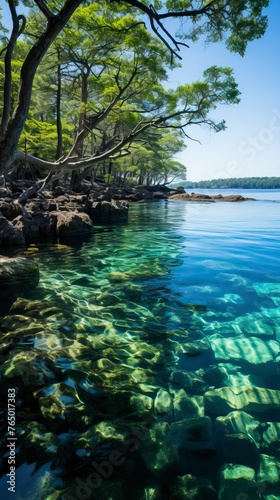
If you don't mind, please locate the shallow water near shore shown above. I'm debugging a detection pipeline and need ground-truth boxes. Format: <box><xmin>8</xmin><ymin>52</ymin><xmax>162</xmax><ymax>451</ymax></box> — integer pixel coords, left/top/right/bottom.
<box><xmin>1</xmin><ymin>189</ymin><xmax>280</xmax><ymax>499</ymax></box>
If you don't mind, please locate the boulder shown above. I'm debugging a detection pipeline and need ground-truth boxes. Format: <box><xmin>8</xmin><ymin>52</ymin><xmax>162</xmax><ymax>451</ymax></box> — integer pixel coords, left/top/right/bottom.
<box><xmin>219</xmin><ymin>464</ymin><xmax>260</xmax><ymax>500</ymax></box>
<box><xmin>0</xmin><ymin>215</ymin><xmax>26</xmax><ymax>246</ymax></box>
<box><xmin>56</xmin><ymin>211</ymin><xmax>93</xmax><ymax>242</ymax></box>
<box><xmin>204</xmin><ymin>386</ymin><xmax>280</xmax><ymax>414</ymax></box>
<box><xmin>12</xmin><ymin>214</ymin><xmax>40</xmax><ymax>241</ymax></box>
<box><xmin>89</xmin><ymin>200</ymin><xmax>129</xmax><ymax>223</ymax></box>
<box><xmin>220</xmin><ymin>433</ymin><xmax>260</xmax><ymax>469</ymax></box>
<box><xmin>215</xmin><ymin>411</ymin><xmax>261</xmax><ymax>446</ymax></box>
<box><xmin>0</xmin><ymin>200</ymin><xmax>18</xmax><ymax>220</ymax></box>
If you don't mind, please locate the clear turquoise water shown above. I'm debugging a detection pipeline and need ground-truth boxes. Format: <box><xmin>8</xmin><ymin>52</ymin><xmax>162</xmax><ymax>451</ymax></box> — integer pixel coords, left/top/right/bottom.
<box><xmin>0</xmin><ymin>190</ymin><xmax>280</xmax><ymax>499</ymax></box>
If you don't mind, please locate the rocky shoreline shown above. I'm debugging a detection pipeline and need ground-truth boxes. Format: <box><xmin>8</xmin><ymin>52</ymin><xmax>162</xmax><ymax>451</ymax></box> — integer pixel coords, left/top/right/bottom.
<box><xmin>0</xmin><ymin>181</ymin><xmax>255</xmax><ymax>248</ymax></box>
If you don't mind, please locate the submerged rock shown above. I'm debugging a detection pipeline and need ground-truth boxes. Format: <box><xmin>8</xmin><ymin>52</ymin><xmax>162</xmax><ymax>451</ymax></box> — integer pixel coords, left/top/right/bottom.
<box><xmin>181</xmin><ymin>338</ymin><xmax>212</xmax><ymax>357</ymax></box>
<box><xmin>219</xmin><ymin>464</ymin><xmax>260</xmax><ymax>500</ymax></box>
<box><xmin>169</xmin><ymin>474</ymin><xmax>218</xmax><ymax>499</ymax></box>
<box><xmin>210</xmin><ymin>362</ymin><xmax>266</xmax><ymax>388</ymax></box>
<box><xmin>170</xmin><ymin>370</ymin><xmax>209</xmax><ymax>394</ymax></box>
<box><xmin>130</xmin><ymin>393</ymin><xmax>153</xmax><ymax>415</ymax></box>
<box><xmin>141</xmin><ymin>436</ymin><xmax>179</xmax><ymax>478</ymax></box>
<box><xmin>171</xmin><ymin>388</ymin><xmax>204</xmax><ymax>420</ymax></box>
<box><xmin>208</xmin><ymin>334</ymin><xmax>280</xmax><ymax>370</ymax></box>
<box><xmin>170</xmin><ymin>416</ymin><xmax>215</xmax><ymax>455</ymax></box>
<box><xmin>257</xmin><ymin>454</ymin><xmax>280</xmax><ymax>492</ymax></box>
<box><xmin>215</xmin><ymin>411</ymin><xmax>261</xmax><ymax>446</ymax></box>
<box><xmin>0</xmin><ymin>256</ymin><xmax>39</xmax><ymax>315</ymax></box>
<box><xmin>262</xmin><ymin>422</ymin><xmax>280</xmax><ymax>455</ymax></box>
<box><xmin>0</xmin><ymin>256</ymin><xmax>39</xmax><ymax>292</ymax></box>
<box><xmin>0</xmin><ymin>351</ymin><xmax>55</xmax><ymax>390</ymax></box>
<box><xmin>23</xmin><ymin>422</ymin><xmax>60</xmax><ymax>465</ymax></box>
<box><xmin>221</xmin><ymin>433</ymin><xmax>260</xmax><ymax>469</ymax></box>
<box><xmin>154</xmin><ymin>388</ymin><xmax>173</xmax><ymax>416</ymax></box>
<box><xmin>142</xmin><ymin>486</ymin><xmax>162</xmax><ymax>499</ymax></box>
<box><xmin>205</xmin><ymin>386</ymin><xmax>280</xmax><ymax>414</ymax></box>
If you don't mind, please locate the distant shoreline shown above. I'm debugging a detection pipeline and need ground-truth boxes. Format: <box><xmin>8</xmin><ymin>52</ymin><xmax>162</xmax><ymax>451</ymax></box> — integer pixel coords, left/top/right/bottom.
<box><xmin>179</xmin><ymin>177</ymin><xmax>280</xmax><ymax>190</ymax></box>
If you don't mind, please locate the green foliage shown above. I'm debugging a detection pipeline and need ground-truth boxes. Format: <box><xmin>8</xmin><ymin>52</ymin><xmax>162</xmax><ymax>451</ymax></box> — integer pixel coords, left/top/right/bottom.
<box><xmin>18</xmin><ymin>114</ymin><xmax>73</xmax><ymax>160</ymax></box>
<box><xmin>184</xmin><ymin>177</ymin><xmax>280</xmax><ymax>189</ymax></box>
<box><xmin>0</xmin><ymin>0</ymin><xmax>269</xmax><ymax>183</ymax></box>
<box><xmin>174</xmin><ymin>0</ymin><xmax>269</xmax><ymax>57</ymax></box>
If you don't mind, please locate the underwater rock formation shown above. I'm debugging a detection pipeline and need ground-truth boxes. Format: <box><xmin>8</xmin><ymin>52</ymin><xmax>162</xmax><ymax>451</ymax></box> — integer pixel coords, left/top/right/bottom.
<box><xmin>204</xmin><ymin>386</ymin><xmax>280</xmax><ymax>414</ymax></box>
<box><xmin>219</xmin><ymin>464</ymin><xmax>260</xmax><ymax>500</ymax></box>
<box><xmin>0</xmin><ymin>256</ymin><xmax>39</xmax><ymax>291</ymax></box>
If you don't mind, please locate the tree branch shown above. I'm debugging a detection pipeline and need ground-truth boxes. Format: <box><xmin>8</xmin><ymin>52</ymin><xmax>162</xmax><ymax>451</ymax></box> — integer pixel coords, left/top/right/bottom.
<box><xmin>0</xmin><ymin>1</ymin><xmax>26</xmax><ymax>141</ymax></box>
<box><xmin>34</xmin><ymin>0</ymin><xmax>55</xmax><ymax>21</ymax></box>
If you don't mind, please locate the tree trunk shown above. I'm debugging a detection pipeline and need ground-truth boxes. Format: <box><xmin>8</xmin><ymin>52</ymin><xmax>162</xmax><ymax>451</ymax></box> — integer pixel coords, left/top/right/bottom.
<box><xmin>56</xmin><ymin>59</ymin><xmax>63</xmax><ymax>160</ymax></box>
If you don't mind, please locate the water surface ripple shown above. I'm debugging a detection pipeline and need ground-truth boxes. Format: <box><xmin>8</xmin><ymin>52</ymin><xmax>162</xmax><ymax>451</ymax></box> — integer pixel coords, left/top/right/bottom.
<box><xmin>1</xmin><ymin>190</ymin><xmax>280</xmax><ymax>499</ymax></box>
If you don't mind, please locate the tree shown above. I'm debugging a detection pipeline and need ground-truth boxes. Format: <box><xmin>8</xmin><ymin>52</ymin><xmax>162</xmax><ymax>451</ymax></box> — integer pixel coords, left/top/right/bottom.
<box><xmin>0</xmin><ymin>0</ymin><xmax>269</xmax><ymax>186</ymax></box>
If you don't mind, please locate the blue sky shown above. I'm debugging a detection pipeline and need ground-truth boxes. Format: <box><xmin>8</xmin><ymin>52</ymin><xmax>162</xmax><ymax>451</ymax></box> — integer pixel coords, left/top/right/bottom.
<box><xmin>166</xmin><ymin>0</ymin><xmax>280</xmax><ymax>181</ymax></box>
<box><xmin>1</xmin><ymin>1</ymin><xmax>279</xmax><ymax>181</ymax></box>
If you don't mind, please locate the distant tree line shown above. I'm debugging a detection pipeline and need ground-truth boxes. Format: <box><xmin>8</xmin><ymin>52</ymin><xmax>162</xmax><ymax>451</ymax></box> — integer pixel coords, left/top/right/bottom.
<box><xmin>184</xmin><ymin>177</ymin><xmax>280</xmax><ymax>189</ymax></box>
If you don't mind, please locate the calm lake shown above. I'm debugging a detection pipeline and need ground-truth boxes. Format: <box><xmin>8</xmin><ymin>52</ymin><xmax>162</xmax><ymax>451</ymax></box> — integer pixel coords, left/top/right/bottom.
<box><xmin>1</xmin><ymin>189</ymin><xmax>280</xmax><ymax>499</ymax></box>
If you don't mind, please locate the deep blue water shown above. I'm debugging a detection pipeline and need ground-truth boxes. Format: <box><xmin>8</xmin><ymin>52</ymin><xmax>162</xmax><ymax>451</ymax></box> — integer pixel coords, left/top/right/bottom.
<box><xmin>0</xmin><ymin>189</ymin><xmax>280</xmax><ymax>499</ymax></box>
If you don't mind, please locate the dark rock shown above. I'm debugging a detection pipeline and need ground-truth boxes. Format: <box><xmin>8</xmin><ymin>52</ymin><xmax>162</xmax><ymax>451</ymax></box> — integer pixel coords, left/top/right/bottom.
<box><xmin>43</xmin><ymin>200</ymin><xmax>57</xmax><ymax>211</ymax></box>
<box><xmin>170</xmin><ymin>417</ymin><xmax>215</xmax><ymax>455</ymax></box>
<box><xmin>12</xmin><ymin>215</ymin><xmax>40</xmax><ymax>241</ymax></box>
<box><xmin>33</xmin><ymin>212</ymin><xmax>57</xmax><ymax>237</ymax></box>
<box><xmin>125</xmin><ymin>194</ymin><xmax>139</xmax><ymax>202</ymax></box>
<box><xmin>54</xmin><ymin>186</ymin><xmax>65</xmax><ymax>196</ymax></box>
<box><xmin>24</xmin><ymin>200</ymin><xmax>44</xmax><ymax>213</ymax></box>
<box><xmin>0</xmin><ymin>215</ymin><xmax>26</xmax><ymax>246</ymax></box>
<box><xmin>0</xmin><ymin>200</ymin><xmax>19</xmax><ymax>220</ymax></box>
<box><xmin>89</xmin><ymin>200</ymin><xmax>129</xmax><ymax>223</ymax></box>
<box><xmin>153</xmin><ymin>191</ymin><xmax>168</xmax><ymax>199</ymax></box>
<box><xmin>0</xmin><ymin>187</ymin><xmax>13</xmax><ymax>198</ymax></box>
<box><xmin>221</xmin><ymin>433</ymin><xmax>260</xmax><ymax>469</ymax></box>
<box><xmin>56</xmin><ymin>211</ymin><xmax>93</xmax><ymax>242</ymax></box>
